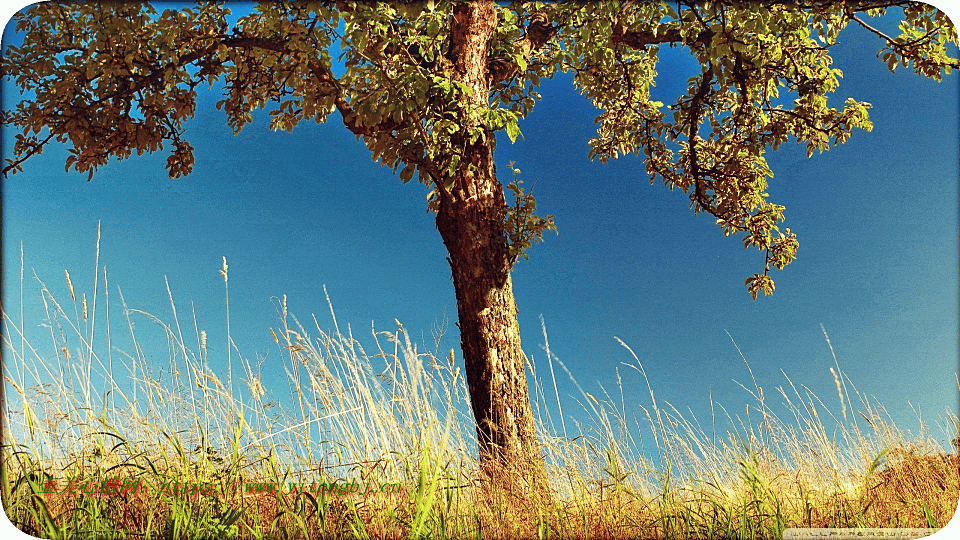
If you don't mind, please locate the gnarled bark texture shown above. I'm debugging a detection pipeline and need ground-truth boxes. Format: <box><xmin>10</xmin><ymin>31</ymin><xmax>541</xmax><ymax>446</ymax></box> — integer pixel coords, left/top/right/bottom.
<box><xmin>434</xmin><ymin>1</ymin><xmax>548</xmax><ymax>495</ymax></box>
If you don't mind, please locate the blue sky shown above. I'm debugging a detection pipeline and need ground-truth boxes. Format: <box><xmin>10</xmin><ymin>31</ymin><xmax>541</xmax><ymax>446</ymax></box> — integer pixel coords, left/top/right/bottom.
<box><xmin>2</xmin><ymin>2</ymin><xmax>958</xmax><ymax>459</ymax></box>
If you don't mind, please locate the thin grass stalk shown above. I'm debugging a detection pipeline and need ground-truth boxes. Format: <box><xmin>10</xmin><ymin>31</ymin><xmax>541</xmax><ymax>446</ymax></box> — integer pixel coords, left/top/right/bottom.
<box><xmin>541</xmin><ymin>316</ymin><xmax>568</xmax><ymax>445</ymax></box>
<box><xmin>86</xmin><ymin>223</ymin><xmax>101</xmax><ymax>416</ymax></box>
<box><xmin>19</xmin><ymin>243</ymin><xmax>25</xmax><ymax>378</ymax></box>
<box><xmin>220</xmin><ymin>256</ymin><xmax>232</xmax><ymax>397</ymax></box>
<box><xmin>616</xmin><ymin>338</ymin><xmax>668</xmax><ymax>467</ymax></box>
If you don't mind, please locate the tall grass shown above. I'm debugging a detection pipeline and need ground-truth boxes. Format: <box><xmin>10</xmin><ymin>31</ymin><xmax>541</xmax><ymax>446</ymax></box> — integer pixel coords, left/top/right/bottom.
<box><xmin>2</xmin><ymin>244</ymin><xmax>957</xmax><ymax>539</ymax></box>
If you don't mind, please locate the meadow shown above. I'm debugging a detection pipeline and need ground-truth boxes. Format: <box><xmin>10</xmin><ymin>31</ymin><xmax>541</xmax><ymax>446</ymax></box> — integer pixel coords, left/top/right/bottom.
<box><xmin>2</xmin><ymin>243</ymin><xmax>957</xmax><ymax>539</ymax></box>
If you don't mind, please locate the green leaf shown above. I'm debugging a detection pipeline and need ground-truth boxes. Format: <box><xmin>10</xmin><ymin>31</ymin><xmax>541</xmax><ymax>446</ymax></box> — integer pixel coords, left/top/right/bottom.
<box><xmin>515</xmin><ymin>53</ymin><xmax>527</xmax><ymax>72</ymax></box>
<box><xmin>505</xmin><ymin>120</ymin><xmax>521</xmax><ymax>143</ymax></box>
<box><xmin>399</xmin><ymin>165</ymin><xmax>414</xmax><ymax>183</ymax></box>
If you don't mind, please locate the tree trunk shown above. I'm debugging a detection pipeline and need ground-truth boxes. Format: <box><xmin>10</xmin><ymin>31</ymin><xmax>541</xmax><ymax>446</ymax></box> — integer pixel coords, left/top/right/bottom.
<box><xmin>435</xmin><ymin>1</ymin><xmax>548</xmax><ymax>495</ymax></box>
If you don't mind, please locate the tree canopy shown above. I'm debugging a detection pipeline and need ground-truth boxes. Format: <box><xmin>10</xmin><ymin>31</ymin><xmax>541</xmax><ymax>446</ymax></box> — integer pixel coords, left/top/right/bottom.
<box><xmin>3</xmin><ymin>1</ymin><xmax>956</xmax><ymax>297</ymax></box>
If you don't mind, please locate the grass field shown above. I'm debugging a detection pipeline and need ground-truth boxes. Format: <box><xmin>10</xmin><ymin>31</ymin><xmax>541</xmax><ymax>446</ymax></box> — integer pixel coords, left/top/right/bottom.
<box><xmin>2</xmin><ymin>248</ymin><xmax>957</xmax><ymax>539</ymax></box>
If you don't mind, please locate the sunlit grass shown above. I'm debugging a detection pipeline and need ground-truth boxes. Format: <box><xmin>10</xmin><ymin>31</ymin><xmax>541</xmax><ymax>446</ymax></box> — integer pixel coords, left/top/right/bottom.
<box><xmin>2</xmin><ymin>242</ymin><xmax>957</xmax><ymax>539</ymax></box>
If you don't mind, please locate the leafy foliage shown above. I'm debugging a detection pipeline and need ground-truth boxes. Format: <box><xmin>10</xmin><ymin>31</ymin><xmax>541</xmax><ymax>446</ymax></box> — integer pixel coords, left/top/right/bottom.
<box><xmin>503</xmin><ymin>161</ymin><xmax>556</xmax><ymax>265</ymax></box>
<box><xmin>1</xmin><ymin>0</ymin><xmax>956</xmax><ymax>295</ymax></box>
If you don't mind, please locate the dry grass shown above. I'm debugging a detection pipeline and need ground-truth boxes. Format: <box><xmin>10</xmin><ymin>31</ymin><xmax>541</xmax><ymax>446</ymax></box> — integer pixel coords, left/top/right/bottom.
<box><xmin>2</xmin><ymin>244</ymin><xmax>957</xmax><ymax>539</ymax></box>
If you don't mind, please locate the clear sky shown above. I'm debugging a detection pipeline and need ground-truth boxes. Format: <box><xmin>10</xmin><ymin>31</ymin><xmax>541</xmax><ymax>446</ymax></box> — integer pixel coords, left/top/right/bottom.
<box><xmin>2</xmin><ymin>2</ymin><xmax>958</xmax><ymax>460</ymax></box>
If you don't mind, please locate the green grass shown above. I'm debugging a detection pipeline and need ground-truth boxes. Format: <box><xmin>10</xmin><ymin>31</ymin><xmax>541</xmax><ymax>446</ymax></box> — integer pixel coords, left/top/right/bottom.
<box><xmin>2</xmin><ymin>246</ymin><xmax>957</xmax><ymax>539</ymax></box>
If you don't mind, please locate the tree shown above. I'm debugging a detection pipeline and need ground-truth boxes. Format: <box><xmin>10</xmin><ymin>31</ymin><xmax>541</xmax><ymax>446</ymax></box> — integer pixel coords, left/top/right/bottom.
<box><xmin>2</xmin><ymin>0</ymin><xmax>956</xmax><ymax>493</ymax></box>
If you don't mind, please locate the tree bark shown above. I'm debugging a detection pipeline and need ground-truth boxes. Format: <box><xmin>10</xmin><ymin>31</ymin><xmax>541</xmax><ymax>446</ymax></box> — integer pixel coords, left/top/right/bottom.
<box><xmin>435</xmin><ymin>1</ymin><xmax>548</xmax><ymax>495</ymax></box>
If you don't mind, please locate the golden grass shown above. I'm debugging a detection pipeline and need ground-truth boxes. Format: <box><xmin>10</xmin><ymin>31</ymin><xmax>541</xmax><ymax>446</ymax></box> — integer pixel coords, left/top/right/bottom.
<box><xmin>1</xmin><ymin>246</ymin><xmax>957</xmax><ymax>539</ymax></box>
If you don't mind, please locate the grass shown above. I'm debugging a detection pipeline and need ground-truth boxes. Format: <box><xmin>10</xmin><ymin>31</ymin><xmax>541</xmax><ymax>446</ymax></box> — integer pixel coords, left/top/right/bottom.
<box><xmin>1</xmin><ymin>244</ymin><xmax>957</xmax><ymax>539</ymax></box>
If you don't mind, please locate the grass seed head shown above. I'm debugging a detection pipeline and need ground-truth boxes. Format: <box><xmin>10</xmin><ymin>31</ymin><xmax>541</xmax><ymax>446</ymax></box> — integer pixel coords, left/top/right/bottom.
<box><xmin>220</xmin><ymin>256</ymin><xmax>228</xmax><ymax>283</ymax></box>
<box><xmin>831</xmin><ymin>367</ymin><xmax>846</xmax><ymax>421</ymax></box>
<box><xmin>246</xmin><ymin>377</ymin><xmax>265</xmax><ymax>401</ymax></box>
<box><xmin>64</xmin><ymin>269</ymin><xmax>75</xmax><ymax>301</ymax></box>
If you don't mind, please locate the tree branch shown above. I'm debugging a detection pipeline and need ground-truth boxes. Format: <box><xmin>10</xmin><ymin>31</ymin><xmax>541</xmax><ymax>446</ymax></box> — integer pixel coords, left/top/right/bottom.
<box><xmin>612</xmin><ymin>24</ymin><xmax>713</xmax><ymax>50</ymax></box>
<box><xmin>488</xmin><ymin>9</ymin><xmax>559</xmax><ymax>84</ymax></box>
<box><xmin>847</xmin><ymin>10</ymin><xmax>960</xmax><ymax>68</ymax></box>
<box><xmin>1</xmin><ymin>133</ymin><xmax>55</xmax><ymax>178</ymax></box>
